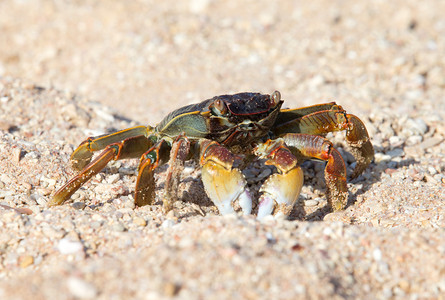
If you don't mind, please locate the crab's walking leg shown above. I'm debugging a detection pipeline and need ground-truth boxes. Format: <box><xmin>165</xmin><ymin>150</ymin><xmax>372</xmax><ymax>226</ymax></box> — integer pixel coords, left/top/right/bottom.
<box><xmin>344</xmin><ymin>114</ymin><xmax>374</xmax><ymax>178</ymax></box>
<box><xmin>282</xmin><ymin>134</ymin><xmax>348</xmax><ymax>211</ymax></box>
<box><xmin>71</xmin><ymin>126</ymin><xmax>152</xmax><ymax>170</ymax></box>
<box><xmin>274</xmin><ymin>108</ymin><xmax>374</xmax><ymax>178</ymax></box>
<box><xmin>199</xmin><ymin>140</ymin><xmax>252</xmax><ymax>215</ymax></box>
<box><xmin>135</xmin><ymin>140</ymin><xmax>170</xmax><ymax>206</ymax></box>
<box><xmin>50</xmin><ymin>135</ymin><xmax>151</xmax><ymax>206</ymax></box>
<box><xmin>254</xmin><ymin>140</ymin><xmax>303</xmax><ymax>219</ymax></box>
<box><xmin>163</xmin><ymin>135</ymin><xmax>191</xmax><ymax>212</ymax></box>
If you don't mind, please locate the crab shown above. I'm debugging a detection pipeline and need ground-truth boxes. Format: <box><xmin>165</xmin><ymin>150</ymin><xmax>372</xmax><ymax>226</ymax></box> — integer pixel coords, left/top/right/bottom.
<box><xmin>50</xmin><ymin>91</ymin><xmax>374</xmax><ymax>219</ymax></box>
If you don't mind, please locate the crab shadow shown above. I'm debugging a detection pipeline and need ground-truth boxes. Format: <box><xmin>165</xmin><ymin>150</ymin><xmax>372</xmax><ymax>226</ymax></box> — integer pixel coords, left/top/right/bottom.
<box><xmin>132</xmin><ymin>147</ymin><xmax>419</xmax><ymax>221</ymax></box>
<box><xmin>289</xmin><ymin>156</ymin><xmax>419</xmax><ymax>222</ymax></box>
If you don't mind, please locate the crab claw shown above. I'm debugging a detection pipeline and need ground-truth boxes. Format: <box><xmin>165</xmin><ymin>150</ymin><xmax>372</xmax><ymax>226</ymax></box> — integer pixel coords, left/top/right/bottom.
<box><xmin>257</xmin><ymin>167</ymin><xmax>303</xmax><ymax>219</ymax></box>
<box><xmin>255</xmin><ymin>140</ymin><xmax>303</xmax><ymax>219</ymax></box>
<box><xmin>201</xmin><ymin>161</ymin><xmax>252</xmax><ymax>215</ymax></box>
<box><xmin>200</xmin><ymin>141</ymin><xmax>252</xmax><ymax>215</ymax></box>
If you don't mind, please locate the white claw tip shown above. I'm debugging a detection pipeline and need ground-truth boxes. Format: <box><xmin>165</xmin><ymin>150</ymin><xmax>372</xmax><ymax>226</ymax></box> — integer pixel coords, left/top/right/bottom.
<box><xmin>257</xmin><ymin>194</ymin><xmax>275</xmax><ymax>220</ymax></box>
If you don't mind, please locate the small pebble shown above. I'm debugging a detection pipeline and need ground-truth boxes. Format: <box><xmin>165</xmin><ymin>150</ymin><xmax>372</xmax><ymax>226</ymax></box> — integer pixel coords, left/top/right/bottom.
<box><xmin>34</xmin><ymin>194</ymin><xmax>48</xmax><ymax>206</ymax></box>
<box><xmin>427</xmin><ymin>166</ymin><xmax>437</xmax><ymax>175</ymax></box>
<box><xmin>373</xmin><ymin>248</ymin><xmax>383</xmax><ymax>261</ymax></box>
<box><xmin>374</xmin><ymin>153</ymin><xmax>391</xmax><ymax>163</ymax></box>
<box><xmin>389</xmin><ymin>136</ymin><xmax>404</xmax><ymax>148</ymax></box>
<box><xmin>58</xmin><ymin>238</ymin><xmax>84</xmax><ymax>254</ymax></box>
<box><xmin>405</xmin><ymin>135</ymin><xmax>422</xmax><ymax>146</ymax></box>
<box><xmin>13</xmin><ymin>147</ymin><xmax>22</xmax><ymax>163</ymax></box>
<box><xmin>162</xmin><ymin>219</ymin><xmax>176</xmax><ymax>229</ymax></box>
<box><xmin>19</xmin><ymin>255</ymin><xmax>34</xmax><ymax>268</ymax></box>
<box><xmin>67</xmin><ymin>277</ymin><xmax>98</xmax><ymax>299</ymax></box>
<box><xmin>106</xmin><ymin>173</ymin><xmax>120</xmax><ymax>184</ymax></box>
<box><xmin>72</xmin><ymin>202</ymin><xmax>86</xmax><ymax>210</ymax></box>
<box><xmin>163</xmin><ymin>282</ymin><xmax>180</xmax><ymax>297</ymax></box>
<box><xmin>118</xmin><ymin>167</ymin><xmax>136</xmax><ymax>175</ymax></box>
<box><xmin>133</xmin><ymin>217</ymin><xmax>147</xmax><ymax>227</ymax></box>
<box><xmin>386</xmin><ymin>148</ymin><xmax>404</xmax><ymax>158</ymax></box>
<box><xmin>304</xmin><ymin>199</ymin><xmax>319</xmax><ymax>207</ymax></box>
<box><xmin>37</xmin><ymin>188</ymin><xmax>51</xmax><ymax>196</ymax></box>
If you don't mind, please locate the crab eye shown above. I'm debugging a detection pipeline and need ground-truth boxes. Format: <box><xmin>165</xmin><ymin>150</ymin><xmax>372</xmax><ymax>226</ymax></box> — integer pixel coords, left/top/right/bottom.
<box><xmin>270</xmin><ymin>91</ymin><xmax>281</xmax><ymax>107</ymax></box>
<box><xmin>211</xmin><ymin>99</ymin><xmax>228</xmax><ymax>116</ymax></box>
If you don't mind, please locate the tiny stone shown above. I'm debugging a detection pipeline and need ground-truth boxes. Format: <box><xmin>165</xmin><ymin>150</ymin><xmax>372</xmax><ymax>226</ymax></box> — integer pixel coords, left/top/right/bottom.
<box><xmin>427</xmin><ymin>166</ymin><xmax>437</xmax><ymax>175</ymax></box>
<box><xmin>162</xmin><ymin>219</ymin><xmax>175</xmax><ymax>229</ymax></box>
<box><xmin>0</xmin><ymin>174</ymin><xmax>12</xmax><ymax>184</ymax></box>
<box><xmin>58</xmin><ymin>238</ymin><xmax>84</xmax><ymax>254</ymax></box>
<box><xmin>35</xmin><ymin>194</ymin><xmax>48</xmax><ymax>206</ymax></box>
<box><xmin>389</xmin><ymin>136</ymin><xmax>404</xmax><ymax>148</ymax></box>
<box><xmin>304</xmin><ymin>199</ymin><xmax>319</xmax><ymax>207</ymax></box>
<box><xmin>163</xmin><ymin>282</ymin><xmax>180</xmax><ymax>297</ymax></box>
<box><xmin>323</xmin><ymin>227</ymin><xmax>333</xmax><ymax>236</ymax></box>
<box><xmin>72</xmin><ymin>202</ymin><xmax>86</xmax><ymax>210</ymax></box>
<box><xmin>19</xmin><ymin>255</ymin><xmax>34</xmax><ymax>268</ymax></box>
<box><xmin>13</xmin><ymin>147</ymin><xmax>22</xmax><ymax>163</ymax></box>
<box><xmin>373</xmin><ymin>248</ymin><xmax>382</xmax><ymax>261</ymax></box>
<box><xmin>374</xmin><ymin>153</ymin><xmax>391</xmax><ymax>163</ymax></box>
<box><xmin>183</xmin><ymin>166</ymin><xmax>195</xmax><ymax>176</ymax></box>
<box><xmin>133</xmin><ymin>217</ymin><xmax>147</xmax><ymax>227</ymax></box>
<box><xmin>122</xmin><ymin>196</ymin><xmax>136</xmax><ymax>209</ymax></box>
<box><xmin>118</xmin><ymin>167</ymin><xmax>136</xmax><ymax>175</ymax></box>
<box><xmin>386</xmin><ymin>148</ymin><xmax>404</xmax><ymax>158</ymax></box>
<box><xmin>425</xmin><ymin>175</ymin><xmax>437</xmax><ymax>184</ymax></box>
<box><xmin>37</xmin><ymin>188</ymin><xmax>52</xmax><ymax>196</ymax></box>
<box><xmin>106</xmin><ymin>173</ymin><xmax>120</xmax><ymax>184</ymax></box>
<box><xmin>67</xmin><ymin>277</ymin><xmax>98</xmax><ymax>299</ymax></box>
<box><xmin>405</xmin><ymin>135</ymin><xmax>422</xmax><ymax>146</ymax></box>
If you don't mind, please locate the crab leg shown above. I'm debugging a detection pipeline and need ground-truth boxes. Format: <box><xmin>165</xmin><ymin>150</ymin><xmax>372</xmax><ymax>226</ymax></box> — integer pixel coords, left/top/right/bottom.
<box><xmin>282</xmin><ymin>134</ymin><xmax>348</xmax><ymax>211</ymax></box>
<box><xmin>163</xmin><ymin>135</ymin><xmax>191</xmax><ymax>212</ymax></box>
<box><xmin>134</xmin><ymin>139</ymin><xmax>170</xmax><ymax>206</ymax></box>
<box><xmin>70</xmin><ymin>126</ymin><xmax>152</xmax><ymax>170</ymax></box>
<box><xmin>344</xmin><ymin>114</ymin><xmax>374</xmax><ymax>178</ymax></box>
<box><xmin>50</xmin><ymin>135</ymin><xmax>151</xmax><ymax>206</ymax></box>
<box><xmin>199</xmin><ymin>140</ymin><xmax>252</xmax><ymax>215</ymax></box>
<box><xmin>273</xmin><ymin>107</ymin><xmax>374</xmax><ymax>178</ymax></box>
<box><xmin>254</xmin><ymin>139</ymin><xmax>304</xmax><ymax>219</ymax></box>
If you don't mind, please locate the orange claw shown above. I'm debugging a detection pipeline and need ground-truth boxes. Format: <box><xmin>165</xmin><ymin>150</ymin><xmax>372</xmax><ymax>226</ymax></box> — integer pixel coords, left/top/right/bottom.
<box><xmin>281</xmin><ymin>133</ymin><xmax>348</xmax><ymax>212</ymax></box>
<box><xmin>200</xmin><ymin>141</ymin><xmax>252</xmax><ymax>215</ymax></box>
<box><xmin>255</xmin><ymin>140</ymin><xmax>304</xmax><ymax>219</ymax></box>
<box><xmin>257</xmin><ymin>167</ymin><xmax>304</xmax><ymax>219</ymax></box>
